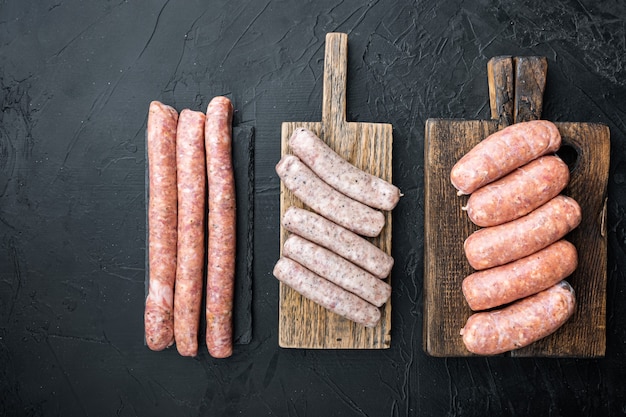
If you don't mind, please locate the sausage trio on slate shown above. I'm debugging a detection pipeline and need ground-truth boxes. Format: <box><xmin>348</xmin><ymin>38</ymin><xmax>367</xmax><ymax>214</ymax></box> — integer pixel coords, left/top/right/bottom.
<box><xmin>145</xmin><ymin>97</ymin><xmax>236</xmax><ymax>358</ymax></box>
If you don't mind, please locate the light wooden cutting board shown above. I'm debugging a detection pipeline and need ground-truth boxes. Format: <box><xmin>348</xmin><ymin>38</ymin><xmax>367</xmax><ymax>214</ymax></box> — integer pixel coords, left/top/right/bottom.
<box><xmin>279</xmin><ymin>32</ymin><xmax>393</xmax><ymax>349</ymax></box>
<box><xmin>423</xmin><ymin>56</ymin><xmax>610</xmax><ymax>357</ymax></box>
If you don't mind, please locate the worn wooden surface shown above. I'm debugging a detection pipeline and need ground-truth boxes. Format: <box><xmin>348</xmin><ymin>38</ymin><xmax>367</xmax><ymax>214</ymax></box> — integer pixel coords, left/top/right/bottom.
<box><xmin>423</xmin><ymin>56</ymin><xmax>610</xmax><ymax>357</ymax></box>
<box><xmin>278</xmin><ymin>33</ymin><xmax>393</xmax><ymax>349</ymax></box>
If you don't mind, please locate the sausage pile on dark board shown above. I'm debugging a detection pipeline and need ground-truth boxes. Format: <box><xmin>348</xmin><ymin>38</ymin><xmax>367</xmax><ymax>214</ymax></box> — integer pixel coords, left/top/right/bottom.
<box><xmin>273</xmin><ymin>127</ymin><xmax>401</xmax><ymax>327</ymax></box>
<box><xmin>145</xmin><ymin>97</ymin><xmax>236</xmax><ymax>359</ymax></box>
<box><xmin>450</xmin><ymin>120</ymin><xmax>580</xmax><ymax>355</ymax></box>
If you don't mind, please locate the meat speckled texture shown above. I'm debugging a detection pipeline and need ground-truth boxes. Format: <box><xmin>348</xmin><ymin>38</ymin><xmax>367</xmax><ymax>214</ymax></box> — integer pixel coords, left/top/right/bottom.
<box><xmin>283</xmin><ymin>234</ymin><xmax>391</xmax><ymax>307</ymax></box>
<box><xmin>205</xmin><ymin>96</ymin><xmax>236</xmax><ymax>359</ymax></box>
<box><xmin>465</xmin><ymin>155</ymin><xmax>570</xmax><ymax>227</ymax></box>
<box><xmin>288</xmin><ymin>127</ymin><xmax>401</xmax><ymax>211</ymax></box>
<box><xmin>276</xmin><ymin>154</ymin><xmax>385</xmax><ymax>237</ymax></box>
<box><xmin>451</xmin><ymin>120</ymin><xmax>561</xmax><ymax>195</ymax></box>
<box><xmin>281</xmin><ymin>207</ymin><xmax>394</xmax><ymax>279</ymax></box>
<box><xmin>461</xmin><ymin>281</ymin><xmax>576</xmax><ymax>355</ymax></box>
<box><xmin>462</xmin><ymin>240</ymin><xmax>578</xmax><ymax>311</ymax></box>
<box><xmin>173</xmin><ymin>109</ymin><xmax>206</xmax><ymax>357</ymax></box>
<box><xmin>464</xmin><ymin>195</ymin><xmax>582</xmax><ymax>270</ymax></box>
<box><xmin>273</xmin><ymin>257</ymin><xmax>381</xmax><ymax>328</ymax></box>
<box><xmin>145</xmin><ymin>101</ymin><xmax>179</xmax><ymax>351</ymax></box>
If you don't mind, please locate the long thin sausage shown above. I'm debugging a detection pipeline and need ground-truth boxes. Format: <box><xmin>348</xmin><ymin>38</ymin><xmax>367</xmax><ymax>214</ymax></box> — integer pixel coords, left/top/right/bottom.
<box><xmin>276</xmin><ymin>154</ymin><xmax>385</xmax><ymax>237</ymax></box>
<box><xmin>288</xmin><ymin>127</ymin><xmax>401</xmax><ymax>211</ymax></box>
<box><xmin>283</xmin><ymin>234</ymin><xmax>391</xmax><ymax>307</ymax></box>
<box><xmin>145</xmin><ymin>101</ymin><xmax>178</xmax><ymax>351</ymax></box>
<box><xmin>451</xmin><ymin>120</ymin><xmax>561</xmax><ymax>195</ymax></box>
<box><xmin>281</xmin><ymin>207</ymin><xmax>394</xmax><ymax>279</ymax></box>
<box><xmin>462</xmin><ymin>240</ymin><xmax>578</xmax><ymax>311</ymax></box>
<box><xmin>461</xmin><ymin>281</ymin><xmax>576</xmax><ymax>355</ymax></box>
<box><xmin>173</xmin><ymin>109</ymin><xmax>206</xmax><ymax>357</ymax></box>
<box><xmin>205</xmin><ymin>96</ymin><xmax>236</xmax><ymax>359</ymax></box>
<box><xmin>464</xmin><ymin>195</ymin><xmax>581</xmax><ymax>270</ymax></box>
<box><xmin>464</xmin><ymin>155</ymin><xmax>570</xmax><ymax>227</ymax></box>
<box><xmin>273</xmin><ymin>257</ymin><xmax>381</xmax><ymax>328</ymax></box>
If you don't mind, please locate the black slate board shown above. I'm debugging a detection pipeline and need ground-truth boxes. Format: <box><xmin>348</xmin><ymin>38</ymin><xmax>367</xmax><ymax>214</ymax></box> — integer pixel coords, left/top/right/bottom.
<box><xmin>144</xmin><ymin>124</ymin><xmax>254</xmax><ymax>347</ymax></box>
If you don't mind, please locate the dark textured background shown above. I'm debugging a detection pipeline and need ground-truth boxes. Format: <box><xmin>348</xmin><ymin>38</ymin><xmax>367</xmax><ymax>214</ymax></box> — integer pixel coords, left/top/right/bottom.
<box><xmin>2</xmin><ymin>0</ymin><xmax>626</xmax><ymax>416</ymax></box>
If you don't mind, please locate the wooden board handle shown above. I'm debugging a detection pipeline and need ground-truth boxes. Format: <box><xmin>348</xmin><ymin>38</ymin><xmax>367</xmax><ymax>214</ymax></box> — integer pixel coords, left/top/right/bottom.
<box><xmin>322</xmin><ymin>32</ymin><xmax>348</xmax><ymax>134</ymax></box>
<box><xmin>487</xmin><ymin>56</ymin><xmax>547</xmax><ymax>126</ymax></box>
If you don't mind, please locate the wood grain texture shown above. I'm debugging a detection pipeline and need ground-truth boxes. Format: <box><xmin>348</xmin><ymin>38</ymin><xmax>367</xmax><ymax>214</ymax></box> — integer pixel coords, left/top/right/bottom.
<box><xmin>423</xmin><ymin>55</ymin><xmax>610</xmax><ymax>357</ymax></box>
<box><xmin>278</xmin><ymin>33</ymin><xmax>393</xmax><ymax>349</ymax></box>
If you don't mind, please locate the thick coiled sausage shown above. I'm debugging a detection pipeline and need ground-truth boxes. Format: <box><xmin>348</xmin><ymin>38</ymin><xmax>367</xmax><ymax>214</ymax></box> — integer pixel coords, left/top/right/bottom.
<box><xmin>464</xmin><ymin>195</ymin><xmax>581</xmax><ymax>270</ymax></box>
<box><xmin>462</xmin><ymin>240</ymin><xmax>577</xmax><ymax>311</ymax></box>
<box><xmin>451</xmin><ymin>120</ymin><xmax>561</xmax><ymax>195</ymax></box>
<box><xmin>461</xmin><ymin>281</ymin><xmax>576</xmax><ymax>355</ymax></box>
<box><xmin>145</xmin><ymin>101</ymin><xmax>178</xmax><ymax>351</ymax></box>
<box><xmin>464</xmin><ymin>155</ymin><xmax>570</xmax><ymax>227</ymax></box>
<box><xmin>288</xmin><ymin>127</ymin><xmax>401</xmax><ymax>211</ymax></box>
<box><xmin>205</xmin><ymin>96</ymin><xmax>236</xmax><ymax>359</ymax></box>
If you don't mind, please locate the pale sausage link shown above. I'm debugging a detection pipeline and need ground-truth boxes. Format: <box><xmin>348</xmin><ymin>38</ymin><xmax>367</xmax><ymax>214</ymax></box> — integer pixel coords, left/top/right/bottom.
<box><xmin>273</xmin><ymin>257</ymin><xmax>381</xmax><ymax>328</ymax></box>
<box><xmin>205</xmin><ymin>96</ymin><xmax>235</xmax><ymax>359</ymax></box>
<box><xmin>283</xmin><ymin>234</ymin><xmax>391</xmax><ymax>307</ymax></box>
<box><xmin>288</xmin><ymin>127</ymin><xmax>401</xmax><ymax>211</ymax></box>
<box><xmin>276</xmin><ymin>154</ymin><xmax>385</xmax><ymax>238</ymax></box>
<box><xmin>173</xmin><ymin>109</ymin><xmax>206</xmax><ymax>357</ymax></box>
<box><xmin>145</xmin><ymin>101</ymin><xmax>178</xmax><ymax>351</ymax></box>
<box><xmin>281</xmin><ymin>207</ymin><xmax>394</xmax><ymax>279</ymax></box>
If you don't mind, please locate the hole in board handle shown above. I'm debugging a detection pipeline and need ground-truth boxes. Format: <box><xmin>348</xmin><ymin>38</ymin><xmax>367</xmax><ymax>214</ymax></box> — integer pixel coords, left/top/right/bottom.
<box><xmin>556</xmin><ymin>144</ymin><xmax>580</xmax><ymax>173</ymax></box>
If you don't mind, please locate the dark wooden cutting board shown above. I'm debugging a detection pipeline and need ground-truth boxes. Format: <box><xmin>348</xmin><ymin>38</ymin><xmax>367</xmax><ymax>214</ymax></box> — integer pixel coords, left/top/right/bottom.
<box><xmin>423</xmin><ymin>56</ymin><xmax>610</xmax><ymax>357</ymax></box>
<box><xmin>279</xmin><ymin>33</ymin><xmax>393</xmax><ymax>349</ymax></box>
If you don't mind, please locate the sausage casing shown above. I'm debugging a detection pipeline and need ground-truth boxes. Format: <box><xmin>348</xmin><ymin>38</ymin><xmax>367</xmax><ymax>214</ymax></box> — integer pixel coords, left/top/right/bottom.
<box><xmin>288</xmin><ymin>127</ymin><xmax>401</xmax><ymax>211</ymax></box>
<box><xmin>145</xmin><ymin>101</ymin><xmax>178</xmax><ymax>351</ymax></box>
<box><xmin>461</xmin><ymin>281</ymin><xmax>576</xmax><ymax>355</ymax></box>
<box><xmin>451</xmin><ymin>120</ymin><xmax>561</xmax><ymax>195</ymax></box>
<box><xmin>205</xmin><ymin>96</ymin><xmax>235</xmax><ymax>359</ymax></box>
<box><xmin>273</xmin><ymin>257</ymin><xmax>381</xmax><ymax>328</ymax></box>
<box><xmin>281</xmin><ymin>207</ymin><xmax>394</xmax><ymax>279</ymax></box>
<box><xmin>283</xmin><ymin>234</ymin><xmax>391</xmax><ymax>307</ymax></box>
<box><xmin>465</xmin><ymin>155</ymin><xmax>570</xmax><ymax>227</ymax></box>
<box><xmin>462</xmin><ymin>240</ymin><xmax>578</xmax><ymax>311</ymax></box>
<box><xmin>464</xmin><ymin>195</ymin><xmax>581</xmax><ymax>270</ymax></box>
<box><xmin>173</xmin><ymin>109</ymin><xmax>206</xmax><ymax>357</ymax></box>
<box><xmin>276</xmin><ymin>154</ymin><xmax>385</xmax><ymax>237</ymax></box>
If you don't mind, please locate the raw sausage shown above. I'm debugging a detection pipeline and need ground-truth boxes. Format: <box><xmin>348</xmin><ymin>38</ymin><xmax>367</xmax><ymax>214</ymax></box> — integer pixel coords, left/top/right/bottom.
<box><xmin>173</xmin><ymin>109</ymin><xmax>206</xmax><ymax>357</ymax></box>
<box><xmin>464</xmin><ymin>155</ymin><xmax>570</xmax><ymax>227</ymax></box>
<box><xmin>205</xmin><ymin>96</ymin><xmax>236</xmax><ymax>359</ymax></box>
<box><xmin>464</xmin><ymin>195</ymin><xmax>581</xmax><ymax>270</ymax></box>
<box><xmin>281</xmin><ymin>207</ymin><xmax>394</xmax><ymax>279</ymax></box>
<box><xmin>462</xmin><ymin>240</ymin><xmax>577</xmax><ymax>311</ymax></box>
<box><xmin>283</xmin><ymin>234</ymin><xmax>391</xmax><ymax>307</ymax></box>
<box><xmin>460</xmin><ymin>281</ymin><xmax>576</xmax><ymax>355</ymax></box>
<box><xmin>145</xmin><ymin>101</ymin><xmax>178</xmax><ymax>351</ymax></box>
<box><xmin>288</xmin><ymin>127</ymin><xmax>401</xmax><ymax>211</ymax></box>
<box><xmin>451</xmin><ymin>120</ymin><xmax>561</xmax><ymax>195</ymax></box>
<box><xmin>276</xmin><ymin>154</ymin><xmax>385</xmax><ymax>237</ymax></box>
<box><xmin>273</xmin><ymin>257</ymin><xmax>381</xmax><ymax>328</ymax></box>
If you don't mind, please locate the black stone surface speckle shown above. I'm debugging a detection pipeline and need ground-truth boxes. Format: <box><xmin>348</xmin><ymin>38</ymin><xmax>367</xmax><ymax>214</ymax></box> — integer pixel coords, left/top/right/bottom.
<box><xmin>1</xmin><ymin>0</ymin><xmax>626</xmax><ymax>416</ymax></box>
